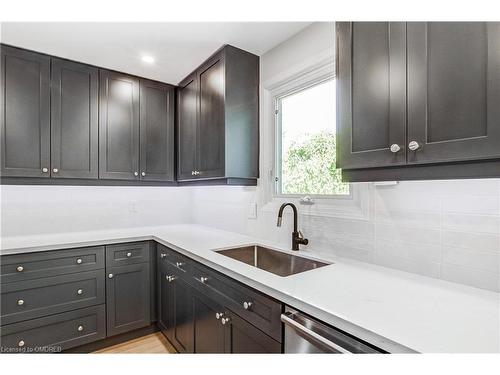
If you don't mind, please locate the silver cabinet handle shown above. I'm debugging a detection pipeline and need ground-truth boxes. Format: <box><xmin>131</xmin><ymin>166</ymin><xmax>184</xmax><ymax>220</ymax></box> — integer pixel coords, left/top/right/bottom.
<box><xmin>199</xmin><ymin>276</ymin><xmax>209</xmax><ymax>283</ymax></box>
<box><xmin>16</xmin><ymin>266</ymin><xmax>24</xmax><ymax>272</ymax></box>
<box><xmin>42</xmin><ymin>167</ymin><xmax>48</xmax><ymax>173</ymax></box>
<box><xmin>221</xmin><ymin>317</ymin><xmax>230</xmax><ymax>325</ymax></box>
<box><xmin>408</xmin><ymin>141</ymin><xmax>420</xmax><ymax>151</ymax></box>
<box><xmin>77</xmin><ymin>289</ymin><xmax>83</xmax><ymax>295</ymax></box>
<box><xmin>126</xmin><ymin>252</ymin><xmax>132</xmax><ymax>258</ymax></box>
<box><xmin>390</xmin><ymin>144</ymin><xmax>401</xmax><ymax>153</ymax></box>
<box><xmin>175</xmin><ymin>262</ymin><xmax>184</xmax><ymax>269</ymax></box>
<box><xmin>160</xmin><ymin>253</ymin><xmax>167</xmax><ymax>258</ymax></box>
<box><xmin>17</xmin><ymin>299</ymin><xmax>24</xmax><ymax>306</ymax></box>
<box><xmin>166</xmin><ymin>275</ymin><xmax>177</xmax><ymax>282</ymax></box>
<box><xmin>141</xmin><ymin>172</ymin><xmax>146</xmax><ymax>177</ymax></box>
<box><xmin>18</xmin><ymin>340</ymin><xmax>25</xmax><ymax>347</ymax></box>
<box><xmin>243</xmin><ymin>301</ymin><xmax>253</xmax><ymax>310</ymax></box>
<box><xmin>281</xmin><ymin>313</ymin><xmax>352</xmax><ymax>353</ymax></box>
<box><xmin>52</xmin><ymin>168</ymin><xmax>59</xmax><ymax>173</ymax></box>
<box><xmin>134</xmin><ymin>171</ymin><xmax>139</xmax><ymax>176</ymax></box>
<box><xmin>76</xmin><ymin>258</ymin><xmax>83</xmax><ymax>264</ymax></box>
<box><xmin>77</xmin><ymin>325</ymin><xmax>84</xmax><ymax>332</ymax></box>
<box><xmin>108</xmin><ymin>273</ymin><xmax>114</xmax><ymax>279</ymax></box>
<box><xmin>215</xmin><ymin>312</ymin><xmax>224</xmax><ymax>320</ymax></box>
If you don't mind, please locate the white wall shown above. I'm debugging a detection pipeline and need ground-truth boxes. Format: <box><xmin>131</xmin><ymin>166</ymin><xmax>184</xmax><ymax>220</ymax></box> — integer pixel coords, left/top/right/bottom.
<box><xmin>1</xmin><ymin>185</ymin><xmax>192</xmax><ymax>237</ymax></box>
<box><xmin>190</xmin><ymin>22</ymin><xmax>500</xmax><ymax>292</ymax></box>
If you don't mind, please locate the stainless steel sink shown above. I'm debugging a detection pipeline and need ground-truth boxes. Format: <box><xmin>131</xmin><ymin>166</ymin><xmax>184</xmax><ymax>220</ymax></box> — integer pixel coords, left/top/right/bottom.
<box><xmin>215</xmin><ymin>245</ymin><xmax>330</xmax><ymax>277</ymax></box>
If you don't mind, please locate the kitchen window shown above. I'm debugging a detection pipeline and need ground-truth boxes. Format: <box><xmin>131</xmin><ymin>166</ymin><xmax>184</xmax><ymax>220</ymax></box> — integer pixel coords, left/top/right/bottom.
<box><xmin>275</xmin><ymin>78</ymin><xmax>349</xmax><ymax>198</ymax></box>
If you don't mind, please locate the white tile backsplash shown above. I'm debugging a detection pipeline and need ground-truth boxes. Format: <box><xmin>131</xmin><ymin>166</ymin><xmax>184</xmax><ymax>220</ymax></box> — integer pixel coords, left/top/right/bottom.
<box><xmin>190</xmin><ymin>179</ymin><xmax>500</xmax><ymax>292</ymax></box>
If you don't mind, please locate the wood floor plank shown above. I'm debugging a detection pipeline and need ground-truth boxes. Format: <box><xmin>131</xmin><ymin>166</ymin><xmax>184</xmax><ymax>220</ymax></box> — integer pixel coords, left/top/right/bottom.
<box><xmin>93</xmin><ymin>332</ymin><xmax>174</xmax><ymax>354</ymax></box>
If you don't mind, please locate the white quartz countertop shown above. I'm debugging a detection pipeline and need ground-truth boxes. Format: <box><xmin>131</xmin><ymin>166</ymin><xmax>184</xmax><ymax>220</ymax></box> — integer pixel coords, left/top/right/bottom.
<box><xmin>1</xmin><ymin>224</ymin><xmax>499</xmax><ymax>353</ymax></box>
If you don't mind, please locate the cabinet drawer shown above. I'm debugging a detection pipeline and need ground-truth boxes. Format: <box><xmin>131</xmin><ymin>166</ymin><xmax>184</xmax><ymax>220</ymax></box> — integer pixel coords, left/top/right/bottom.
<box><xmin>0</xmin><ymin>305</ymin><xmax>106</xmax><ymax>352</ymax></box>
<box><xmin>190</xmin><ymin>263</ymin><xmax>282</xmax><ymax>342</ymax></box>
<box><xmin>106</xmin><ymin>242</ymin><xmax>150</xmax><ymax>267</ymax></box>
<box><xmin>1</xmin><ymin>270</ymin><xmax>105</xmax><ymax>325</ymax></box>
<box><xmin>0</xmin><ymin>247</ymin><xmax>105</xmax><ymax>284</ymax></box>
<box><xmin>157</xmin><ymin>244</ymin><xmax>191</xmax><ymax>274</ymax></box>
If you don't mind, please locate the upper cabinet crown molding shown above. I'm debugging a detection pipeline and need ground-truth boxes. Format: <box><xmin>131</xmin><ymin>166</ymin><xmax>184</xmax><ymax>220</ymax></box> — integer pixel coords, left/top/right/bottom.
<box><xmin>337</xmin><ymin>22</ymin><xmax>500</xmax><ymax>182</ymax></box>
<box><xmin>177</xmin><ymin>45</ymin><xmax>259</xmax><ymax>185</ymax></box>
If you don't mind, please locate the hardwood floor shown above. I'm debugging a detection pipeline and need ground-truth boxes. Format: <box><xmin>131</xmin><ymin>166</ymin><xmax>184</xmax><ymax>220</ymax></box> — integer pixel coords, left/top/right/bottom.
<box><xmin>93</xmin><ymin>332</ymin><xmax>176</xmax><ymax>354</ymax></box>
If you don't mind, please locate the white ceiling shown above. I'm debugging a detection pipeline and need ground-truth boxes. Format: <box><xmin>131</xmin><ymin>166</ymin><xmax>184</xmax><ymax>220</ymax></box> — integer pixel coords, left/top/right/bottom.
<box><xmin>0</xmin><ymin>22</ymin><xmax>312</xmax><ymax>84</ymax></box>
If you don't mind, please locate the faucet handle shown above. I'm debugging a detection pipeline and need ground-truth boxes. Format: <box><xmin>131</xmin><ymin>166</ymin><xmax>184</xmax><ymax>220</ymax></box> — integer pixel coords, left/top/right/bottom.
<box><xmin>298</xmin><ymin>231</ymin><xmax>309</xmax><ymax>245</ymax></box>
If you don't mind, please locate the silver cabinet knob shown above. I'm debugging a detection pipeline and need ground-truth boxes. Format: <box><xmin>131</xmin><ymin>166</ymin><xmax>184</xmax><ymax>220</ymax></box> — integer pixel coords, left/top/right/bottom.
<box><xmin>390</xmin><ymin>144</ymin><xmax>401</xmax><ymax>153</ymax></box>
<box><xmin>160</xmin><ymin>253</ymin><xmax>167</xmax><ymax>258</ymax></box>
<box><xmin>42</xmin><ymin>167</ymin><xmax>48</xmax><ymax>173</ymax></box>
<box><xmin>52</xmin><ymin>168</ymin><xmax>58</xmax><ymax>173</ymax></box>
<box><xmin>18</xmin><ymin>340</ymin><xmax>25</xmax><ymax>347</ymax></box>
<box><xmin>76</xmin><ymin>258</ymin><xmax>83</xmax><ymax>264</ymax></box>
<box><xmin>175</xmin><ymin>262</ymin><xmax>184</xmax><ymax>269</ymax></box>
<box><xmin>108</xmin><ymin>273</ymin><xmax>114</xmax><ymax>279</ymax></box>
<box><xmin>166</xmin><ymin>275</ymin><xmax>177</xmax><ymax>282</ymax></box>
<box><xmin>221</xmin><ymin>317</ymin><xmax>230</xmax><ymax>325</ymax></box>
<box><xmin>17</xmin><ymin>299</ymin><xmax>24</xmax><ymax>306</ymax></box>
<box><xmin>77</xmin><ymin>289</ymin><xmax>83</xmax><ymax>295</ymax></box>
<box><xmin>243</xmin><ymin>301</ymin><xmax>253</xmax><ymax>310</ymax></box>
<box><xmin>200</xmin><ymin>276</ymin><xmax>209</xmax><ymax>283</ymax></box>
<box><xmin>141</xmin><ymin>172</ymin><xmax>146</xmax><ymax>177</ymax></box>
<box><xmin>215</xmin><ymin>312</ymin><xmax>224</xmax><ymax>320</ymax></box>
<box><xmin>134</xmin><ymin>171</ymin><xmax>139</xmax><ymax>176</ymax></box>
<box><xmin>77</xmin><ymin>325</ymin><xmax>84</xmax><ymax>332</ymax></box>
<box><xmin>126</xmin><ymin>252</ymin><xmax>132</xmax><ymax>258</ymax></box>
<box><xmin>408</xmin><ymin>141</ymin><xmax>420</xmax><ymax>151</ymax></box>
<box><xmin>16</xmin><ymin>266</ymin><xmax>24</xmax><ymax>272</ymax></box>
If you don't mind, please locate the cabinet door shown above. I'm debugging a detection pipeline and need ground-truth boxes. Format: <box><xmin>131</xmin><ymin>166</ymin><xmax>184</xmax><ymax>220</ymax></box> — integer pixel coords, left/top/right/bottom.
<box><xmin>226</xmin><ymin>312</ymin><xmax>281</xmax><ymax>353</ymax></box>
<box><xmin>407</xmin><ymin>22</ymin><xmax>500</xmax><ymax>164</ymax></box>
<box><xmin>157</xmin><ymin>261</ymin><xmax>171</xmax><ymax>336</ymax></box>
<box><xmin>177</xmin><ymin>73</ymin><xmax>198</xmax><ymax>180</ymax></box>
<box><xmin>197</xmin><ymin>54</ymin><xmax>225</xmax><ymax>178</ymax></box>
<box><xmin>163</xmin><ymin>264</ymin><xmax>194</xmax><ymax>353</ymax></box>
<box><xmin>139</xmin><ymin>79</ymin><xmax>175</xmax><ymax>181</ymax></box>
<box><xmin>51</xmin><ymin>58</ymin><xmax>98</xmax><ymax>179</ymax></box>
<box><xmin>336</xmin><ymin>22</ymin><xmax>407</xmax><ymax>169</ymax></box>
<box><xmin>106</xmin><ymin>263</ymin><xmax>151</xmax><ymax>336</ymax></box>
<box><xmin>99</xmin><ymin>69</ymin><xmax>140</xmax><ymax>180</ymax></box>
<box><xmin>1</xmin><ymin>45</ymin><xmax>50</xmax><ymax>177</ymax></box>
<box><xmin>192</xmin><ymin>290</ymin><xmax>226</xmax><ymax>353</ymax></box>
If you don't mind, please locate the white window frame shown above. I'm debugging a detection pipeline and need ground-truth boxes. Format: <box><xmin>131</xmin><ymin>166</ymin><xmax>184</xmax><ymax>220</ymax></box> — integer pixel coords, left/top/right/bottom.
<box><xmin>259</xmin><ymin>50</ymin><xmax>370</xmax><ymax>220</ymax></box>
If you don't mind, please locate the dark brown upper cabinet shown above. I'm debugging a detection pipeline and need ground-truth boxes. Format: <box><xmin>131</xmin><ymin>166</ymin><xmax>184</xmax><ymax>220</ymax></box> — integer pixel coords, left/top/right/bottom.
<box><xmin>139</xmin><ymin>79</ymin><xmax>175</xmax><ymax>182</ymax></box>
<box><xmin>99</xmin><ymin>70</ymin><xmax>140</xmax><ymax>180</ymax></box>
<box><xmin>99</xmin><ymin>71</ymin><xmax>175</xmax><ymax>182</ymax></box>
<box><xmin>177</xmin><ymin>45</ymin><xmax>259</xmax><ymax>185</ymax></box>
<box><xmin>407</xmin><ymin>22</ymin><xmax>500</xmax><ymax>165</ymax></box>
<box><xmin>336</xmin><ymin>22</ymin><xmax>407</xmax><ymax>170</ymax></box>
<box><xmin>51</xmin><ymin>58</ymin><xmax>98</xmax><ymax>179</ymax></box>
<box><xmin>337</xmin><ymin>22</ymin><xmax>500</xmax><ymax>182</ymax></box>
<box><xmin>1</xmin><ymin>45</ymin><xmax>50</xmax><ymax>178</ymax></box>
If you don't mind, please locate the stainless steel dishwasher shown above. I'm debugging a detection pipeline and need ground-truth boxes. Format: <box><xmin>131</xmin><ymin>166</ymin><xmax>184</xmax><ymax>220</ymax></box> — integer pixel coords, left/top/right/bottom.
<box><xmin>281</xmin><ymin>307</ymin><xmax>384</xmax><ymax>353</ymax></box>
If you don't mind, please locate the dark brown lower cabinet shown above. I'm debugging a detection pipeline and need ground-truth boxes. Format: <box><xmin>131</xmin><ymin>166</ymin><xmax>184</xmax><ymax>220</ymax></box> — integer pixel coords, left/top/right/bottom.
<box><xmin>106</xmin><ymin>262</ymin><xmax>151</xmax><ymax>337</ymax></box>
<box><xmin>157</xmin><ymin>248</ymin><xmax>282</xmax><ymax>353</ymax></box>
<box><xmin>158</xmin><ymin>262</ymin><xmax>194</xmax><ymax>353</ymax></box>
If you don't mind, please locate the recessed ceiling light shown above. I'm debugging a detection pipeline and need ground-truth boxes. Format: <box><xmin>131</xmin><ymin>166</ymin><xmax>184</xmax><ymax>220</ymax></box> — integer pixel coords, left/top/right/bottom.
<box><xmin>141</xmin><ymin>55</ymin><xmax>155</xmax><ymax>64</ymax></box>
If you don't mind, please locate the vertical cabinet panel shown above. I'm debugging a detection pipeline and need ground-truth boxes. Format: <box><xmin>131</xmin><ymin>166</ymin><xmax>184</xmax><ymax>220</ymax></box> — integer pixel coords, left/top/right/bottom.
<box><xmin>1</xmin><ymin>45</ymin><xmax>50</xmax><ymax>177</ymax></box>
<box><xmin>197</xmin><ymin>56</ymin><xmax>225</xmax><ymax>179</ymax></box>
<box><xmin>407</xmin><ymin>22</ymin><xmax>500</xmax><ymax>164</ymax></box>
<box><xmin>177</xmin><ymin>74</ymin><xmax>198</xmax><ymax>180</ymax></box>
<box><xmin>336</xmin><ymin>22</ymin><xmax>407</xmax><ymax>169</ymax></box>
<box><xmin>106</xmin><ymin>262</ymin><xmax>150</xmax><ymax>336</ymax></box>
<box><xmin>99</xmin><ymin>70</ymin><xmax>140</xmax><ymax>180</ymax></box>
<box><xmin>51</xmin><ymin>59</ymin><xmax>98</xmax><ymax>179</ymax></box>
<box><xmin>139</xmin><ymin>79</ymin><xmax>175</xmax><ymax>181</ymax></box>
<box><xmin>192</xmin><ymin>290</ymin><xmax>226</xmax><ymax>353</ymax></box>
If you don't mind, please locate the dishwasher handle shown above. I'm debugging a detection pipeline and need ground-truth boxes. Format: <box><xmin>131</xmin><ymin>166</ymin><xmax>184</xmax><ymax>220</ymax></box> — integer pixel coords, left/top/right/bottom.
<box><xmin>281</xmin><ymin>312</ymin><xmax>352</xmax><ymax>353</ymax></box>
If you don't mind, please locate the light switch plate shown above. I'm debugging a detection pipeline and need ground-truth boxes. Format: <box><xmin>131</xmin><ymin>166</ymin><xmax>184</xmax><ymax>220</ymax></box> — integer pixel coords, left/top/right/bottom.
<box><xmin>247</xmin><ymin>202</ymin><xmax>257</xmax><ymax>219</ymax></box>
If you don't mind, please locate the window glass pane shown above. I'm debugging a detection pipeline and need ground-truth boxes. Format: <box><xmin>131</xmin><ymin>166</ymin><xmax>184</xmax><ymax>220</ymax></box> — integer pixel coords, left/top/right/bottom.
<box><xmin>279</xmin><ymin>79</ymin><xmax>349</xmax><ymax>195</ymax></box>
